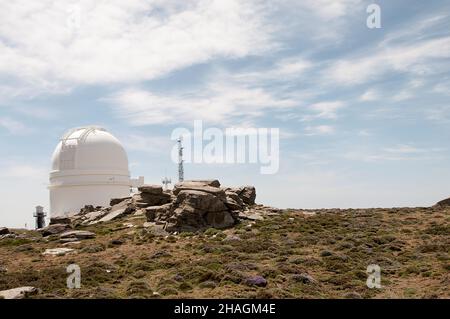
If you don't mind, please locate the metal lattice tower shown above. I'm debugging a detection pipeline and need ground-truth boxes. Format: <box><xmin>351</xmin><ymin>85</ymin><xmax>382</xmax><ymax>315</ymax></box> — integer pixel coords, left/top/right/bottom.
<box><xmin>177</xmin><ymin>137</ymin><xmax>184</xmax><ymax>182</ymax></box>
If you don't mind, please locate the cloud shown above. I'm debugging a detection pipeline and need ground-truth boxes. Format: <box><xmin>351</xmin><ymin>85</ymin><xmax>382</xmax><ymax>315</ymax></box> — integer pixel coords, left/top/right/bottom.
<box><xmin>304</xmin><ymin>125</ymin><xmax>335</xmax><ymax>136</ymax></box>
<box><xmin>359</xmin><ymin>89</ymin><xmax>380</xmax><ymax>101</ymax></box>
<box><xmin>0</xmin><ymin>117</ymin><xmax>29</xmax><ymax>134</ymax></box>
<box><xmin>0</xmin><ymin>0</ymin><xmax>274</xmax><ymax>96</ymax></box>
<box><xmin>326</xmin><ymin>37</ymin><xmax>450</xmax><ymax>86</ymax></box>
<box><xmin>107</xmin><ymin>82</ymin><xmax>297</xmax><ymax>125</ymax></box>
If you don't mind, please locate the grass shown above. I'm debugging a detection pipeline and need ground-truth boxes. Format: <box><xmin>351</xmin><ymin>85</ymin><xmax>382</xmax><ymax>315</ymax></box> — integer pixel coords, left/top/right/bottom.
<box><xmin>0</xmin><ymin>205</ymin><xmax>448</xmax><ymax>298</ymax></box>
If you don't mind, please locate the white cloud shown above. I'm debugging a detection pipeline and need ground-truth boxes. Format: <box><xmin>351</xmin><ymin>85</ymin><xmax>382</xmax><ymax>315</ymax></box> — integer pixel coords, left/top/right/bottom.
<box><xmin>304</xmin><ymin>125</ymin><xmax>335</xmax><ymax>136</ymax></box>
<box><xmin>107</xmin><ymin>82</ymin><xmax>297</xmax><ymax>125</ymax></box>
<box><xmin>0</xmin><ymin>117</ymin><xmax>29</xmax><ymax>134</ymax></box>
<box><xmin>326</xmin><ymin>37</ymin><xmax>450</xmax><ymax>86</ymax></box>
<box><xmin>0</xmin><ymin>0</ymin><xmax>274</xmax><ymax>96</ymax></box>
<box><xmin>360</xmin><ymin>89</ymin><xmax>380</xmax><ymax>101</ymax></box>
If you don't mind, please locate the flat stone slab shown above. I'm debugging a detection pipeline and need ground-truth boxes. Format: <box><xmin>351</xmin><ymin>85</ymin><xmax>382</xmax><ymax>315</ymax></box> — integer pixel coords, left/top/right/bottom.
<box><xmin>60</xmin><ymin>230</ymin><xmax>96</xmax><ymax>239</ymax></box>
<box><xmin>99</xmin><ymin>208</ymin><xmax>127</xmax><ymax>222</ymax></box>
<box><xmin>238</xmin><ymin>212</ymin><xmax>264</xmax><ymax>221</ymax></box>
<box><xmin>42</xmin><ymin>248</ymin><xmax>75</xmax><ymax>256</ymax></box>
<box><xmin>0</xmin><ymin>286</ymin><xmax>39</xmax><ymax>299</ymax></box>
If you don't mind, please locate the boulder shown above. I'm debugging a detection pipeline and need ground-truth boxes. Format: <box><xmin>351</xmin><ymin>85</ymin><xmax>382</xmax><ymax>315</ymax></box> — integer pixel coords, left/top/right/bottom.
<box><xmin>60</xmin><ymin>230</ymin><xmax>96</xmax><ymax>240</ymax></box>
<box><xmin>138</xmin><ymin>185</ymin><xmax>163</xmax><ymax>195</ymax></box>
<box><xmin>0</xmin><ymin>287</ymin><xmax>39</xmax><ymax>299</ymax></box>
<box><xmin>223</xmin><ymin>190</ymin><xmax>244</xmax><ymax>211</ymax></box>
<box><xmin>437</xmin><ymin>197</ymin><xmax>450</xmax><ymax>207</ymax></box>
<box><xmin>110</xmin><ymin>196</ymin><xmax>131</xmax><ymax>206</ymax></box>
<box><xmin>79</xmin><ymin>205</ymin><xmax>96</xmax><ymax>214</ymax></box>
<box><xmin>239</xmin><ymin>186</ymin><xmax>256</xmax><ymax>205</ymax></box>
<box><xmin>0</xmin><ymin>227</ymin><xmax>10</xmax><ymax>235</ymax></box>
<box><xmin>49</xmin><ymin>216</ymin><xmax>71</xmax><ymax>225</ymax></box>
<box><xmin>39</xmin><ymin>224</ymin><xmax>71</xmax><ymax>237</ymax></box>
<box><xmin>133</xmin><ymin>192</ymin><xmax>171</xmax><ymax>208</ymax></box>
<box><xmin>145</xmin><ymin>203</ymin><xmax>172</xmax><ymax>222</ymax></box>
<box><xmin>165</xmin><ymin>189</ymin><xmax>235</xmax><ymax>232</ymax></box>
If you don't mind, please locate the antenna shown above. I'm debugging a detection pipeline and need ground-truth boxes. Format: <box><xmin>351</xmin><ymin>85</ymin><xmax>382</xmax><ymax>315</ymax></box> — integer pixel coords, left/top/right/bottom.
<box><xmin>177</xmin><ymin>136</ymin><xmax>184</xmax><ymax>182</ymax></box>
<box><xmin>33</xmin><ymin>206</ymin><xmax>47</xmax><ymax>229</ymax></box>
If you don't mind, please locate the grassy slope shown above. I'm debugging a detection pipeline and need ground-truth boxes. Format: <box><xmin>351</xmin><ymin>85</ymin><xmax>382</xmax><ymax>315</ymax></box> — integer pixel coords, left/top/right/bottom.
<box><xmin>0</xmin><ymin>206</ymin><xmax>448</xmax><ymax>299</ymax></box>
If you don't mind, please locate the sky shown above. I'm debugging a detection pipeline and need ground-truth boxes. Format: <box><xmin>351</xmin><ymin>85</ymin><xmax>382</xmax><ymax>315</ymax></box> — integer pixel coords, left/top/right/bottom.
<box><xmin>1</xmin><ymin>0</ymin><xmax>450</xmax><ymax>228</ymax></box>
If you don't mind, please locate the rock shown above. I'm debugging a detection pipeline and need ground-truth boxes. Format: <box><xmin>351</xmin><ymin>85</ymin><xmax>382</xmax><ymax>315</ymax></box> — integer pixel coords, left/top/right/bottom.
<box><xmin>223</xmin><ymin>234</ymin><xmax>241</xmax><ymax>242</ymax></box>
<box><xmin>145</xmin><ymin>203</ymin><xmax>172</xmax><ymax>222</ymax></box>
<box><xmin>238</xmin><ymin>211</ymin><xmax>264</xmax><ymax>221</ymax></box>
<box><xmin>244</xmin><ymin>275</ymin><xmax>267</xmax><ymax>287</ymax></box>
<box><xmin>223</xmin><ymin>191</ymin><xmax>244</xmax><ymax>210</ymax></box>
<box><xmin>43</xmin><ymin>248</ymin><xmax>75</xmax><ymax>256</ymax></box>
<box><xmin>60</xmin><ymin>230</ymin><xmax>96</xmax><ymax>240</ymax></box>
<box><xmin>292</xmin><ymin>273</ymin><xmax>316</xmax><ymax>284</ymax></box>
<box><xmin>81</xmin><ymin>210</ymin><xmax>108</xmax><ymax>224</ymax></box>
<box><xmin>0</xmin><ymin>227</ymin><xmax>10</xmax><ymax>235</ymax></box>
<box><xmin>0</xmin><ymin>287</ymin><xmax>39</xmax><ymax>299</ymax></box>
<box><xmin>166</xmin><ymin>189</ymin><xmax>235</xmax><ymax>232</ymax></box>
<box><xmin>239</xmin><ymin>186</ymin><xmax>256</xmax><ymax>205</ymax></box>
<box><xmin>138</xmin><ymin>185</ymin><xmax>163</xmax><ymax>195</ymax></box>
<box><xmin>437</xmin><ymin>197</ymin><xmax>450</xmax><ymax>207</ymax></box>
<box><xmin>110</xmin><ymin>196</ymin><xmax>131</xmax><ymax>206</ymax></box>
<box><xmin>133</xmin><ymin>192</ymin><xmax>171</xmax><ymax>208</ymax></box>
<box><xmin>99</xmin><ymin>200</ymin><xmax>135</xmax><ymax>222</ymax></box>
<box><xmin>80</xmin><ymin>205</ymin><xmax>96</xmax><ymax>214</ymax></box>
<box><xmin>49</xmin><ymin>216</ymin><xmax>71</xmax><ymax>225</ymax></box>
<box><xmin>173</xmin><ymin>185</ymin><xmax>225</xmax><ymax>198</ymax></box>
<box><xmin>174</xmin><ymin>180</ymin><xmax>220</xmax><ymax>191</ymax></box>
<box><xmin>39</xmin><ymin>224</ymin><xmax>71</xmax><ymax>237</ymax></box>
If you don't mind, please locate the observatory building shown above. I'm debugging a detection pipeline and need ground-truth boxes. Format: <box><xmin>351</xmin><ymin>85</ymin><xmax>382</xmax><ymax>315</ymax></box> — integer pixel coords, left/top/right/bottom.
<box><xmin>49</xmin><ymin>126</ymin><xmax>143</xmax><ymax>217</ymax></box>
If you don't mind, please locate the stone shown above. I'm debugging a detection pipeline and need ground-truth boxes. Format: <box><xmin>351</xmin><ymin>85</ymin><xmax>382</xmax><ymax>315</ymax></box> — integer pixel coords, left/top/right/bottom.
<box><xmin>292</xmin><ymin>273</ymin><xmax>316</xmax><ymax>284</ymax></box>
<box><xmin>238</xmin><ymin>211</ymin><xmax>264</xmax><ymax>221</ymax></box>
<box><xmin>138</xmin><ymin>184</ymin><xmax>163</xmax><ymax>195</ymax></box>
<box><xmin>39</xmin><ymin>223</ymin><xmax>71</xmax><ymax>237</ymax></box>
<box><xmin>173</xmin><ymin>185</ymin><xmax>225</xmax><ymax>198</ymax></box>
<box><xmin>80</xmin><ymin>205</ymin><xmax>96</xmax><ymax>214</ymax></box>
<box><xmin>81</xmin><ymin>210</ymin><xmax>108</xmax><ymax>224</ymax></box>
<box><xmin>239</xmin><ymin>186</ymin><xmax>256</xmax><ymax>205</ymax></box>
<box><xmin>0</xmin><ymin>286</ymin><xmax>39</xmax><ymax>299</ymax></box>
<box><xmin>60</xmin><ymin>230</ymin><xmax>96</xmax><ymax>240</ymax></box>
<box><xmin>223</xmin><ymin>191</ymin><xmax>244</xmax><ymax>210</ymax></box>
<box><xmin>49</xmin><ymin>216</ymin><xmax>71</xmax><ymax>225</ymax></box>
<box><xmin>99</xmin><ymin>199</ymin><xmax>135</xmax><ymax>222</ymax></box>
<box><xmin>110</xmin><ymin>196</ymin><xmax>131</xmax><ymax>206</ymax></box>
<box><xmin>145</xmin><ymin>203</ymin><xmax>172</xmax><ymax>221</ymax></box>
<box><xmin>244</xmin><ymin>275</ymin><xmax>267</xmax><ymax>287</ymax></box>
<box><xmin>0</xmin><ymin>227</ymin><xmax>10</xmax><ymax>235</ymax></box>
<box><xmin>43</xmin><ymin>248</ymin><xmax>75</xmax><ymax>256</ymax></box>
<box><xmin>133</xmin><ymin>192</ymin><xmax>171</xmax><ymax>208</ymax></box>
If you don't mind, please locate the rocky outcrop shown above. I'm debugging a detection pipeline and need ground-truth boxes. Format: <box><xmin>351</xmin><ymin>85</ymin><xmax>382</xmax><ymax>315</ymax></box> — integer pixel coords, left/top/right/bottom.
<box><xmin>0</xmin><ymin>227</ymin><xmax>10</xmax><ymax>235</ymax></box>
<box><xmin>56</xmin><ymin>179</ymin><xmax>257</xmax><ymax>233</ymax></box>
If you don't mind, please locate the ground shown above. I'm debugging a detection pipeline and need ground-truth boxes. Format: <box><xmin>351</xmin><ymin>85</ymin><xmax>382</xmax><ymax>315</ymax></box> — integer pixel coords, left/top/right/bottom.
<box><xmin>0</xmin><ymin>206</ymin><xmax>449</xmax><ymax>299</ymax></box>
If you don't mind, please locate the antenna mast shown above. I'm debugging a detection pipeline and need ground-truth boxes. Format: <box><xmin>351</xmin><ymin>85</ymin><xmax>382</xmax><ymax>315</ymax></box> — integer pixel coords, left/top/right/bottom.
<box><xmin>177</xmin><ymin>136</ymin><xmax>184</xmax><ymax>182</ymax></box>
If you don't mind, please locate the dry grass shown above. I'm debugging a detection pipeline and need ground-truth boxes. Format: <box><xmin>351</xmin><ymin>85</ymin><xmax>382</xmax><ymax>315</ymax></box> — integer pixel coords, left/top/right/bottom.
<box><xmin>0</xmin><ymin>206</ymin><xmax>448</xmax><ymax>299</ymax></box>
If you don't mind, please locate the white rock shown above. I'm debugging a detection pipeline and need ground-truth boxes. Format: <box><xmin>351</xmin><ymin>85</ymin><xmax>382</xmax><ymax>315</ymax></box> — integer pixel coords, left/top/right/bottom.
<box><xmin>43</xmin><ymin>248</ymin><xmax>75</xmax><ymax>256</ymax></box>
<box><xmin>0</xmin><ymin>286</ymin><xmax>38</xmax><ymax>299</ymax></box>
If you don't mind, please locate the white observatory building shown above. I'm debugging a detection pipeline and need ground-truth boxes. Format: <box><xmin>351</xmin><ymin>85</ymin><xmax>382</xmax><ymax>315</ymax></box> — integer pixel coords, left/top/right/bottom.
<box><xmin>49</xmin><ymin>126</ymin><xmax>143</xmax><ymax>217</ymax></box>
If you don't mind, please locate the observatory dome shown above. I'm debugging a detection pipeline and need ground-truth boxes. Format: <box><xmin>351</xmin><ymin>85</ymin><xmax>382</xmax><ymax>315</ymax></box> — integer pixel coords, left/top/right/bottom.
<box><xmin>49</xmin><ymin>126</ymin><xmax>132</xmax><ymax>217</ymax></box>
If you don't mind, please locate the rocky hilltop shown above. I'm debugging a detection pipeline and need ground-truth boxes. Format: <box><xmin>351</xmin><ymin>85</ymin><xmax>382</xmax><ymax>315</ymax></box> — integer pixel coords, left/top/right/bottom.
<box><xmin>0</xmin><ymin>183</ymin><xmax>449</xmax><ymax>299</ymax></box>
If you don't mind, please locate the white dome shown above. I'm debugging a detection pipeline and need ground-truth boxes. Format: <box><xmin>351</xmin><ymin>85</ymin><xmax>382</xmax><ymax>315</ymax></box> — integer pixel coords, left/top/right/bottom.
<box><xmin>49</xmin><ymin>126</ymin><xmax>131</xmax><ymax>217</ymax></box>
<box><xmin>51</xmin><ymin>126</ymin><xmax>128</xmax><ymax>172</ymax></box>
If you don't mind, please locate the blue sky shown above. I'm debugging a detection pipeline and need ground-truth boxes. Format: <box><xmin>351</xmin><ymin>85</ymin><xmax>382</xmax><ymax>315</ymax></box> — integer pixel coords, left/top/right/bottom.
<box><xmin>1</xmin><ymin>0</ymin><xmax>450</xmax><ymax>228</ymax></box>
